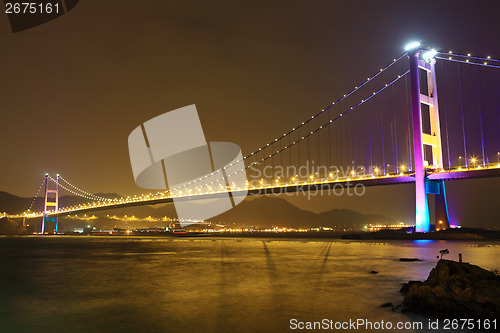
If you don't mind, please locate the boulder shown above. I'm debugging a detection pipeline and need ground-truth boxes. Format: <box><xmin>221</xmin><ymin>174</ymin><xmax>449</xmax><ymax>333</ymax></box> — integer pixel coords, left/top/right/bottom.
<box><xmin>402</xmin><ymin>260</ymin><xmax>500</xmax><ymax>318</ymax></box>
<box><xmin>400</xmin><ymin>280</ymin><xmax>422</xmax><ymax>294</ymax></box>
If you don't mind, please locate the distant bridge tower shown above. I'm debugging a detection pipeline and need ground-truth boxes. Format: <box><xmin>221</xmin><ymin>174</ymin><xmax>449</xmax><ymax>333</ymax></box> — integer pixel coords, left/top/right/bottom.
<box><xmin>41</xmin><ymin>173</ymin><xmax>59</xmax><ymax>234</ymax></box>
<box><xmin>408</xmin><ymin>47</ymin><xmax>450</xmax><ymax>232</ymax></box>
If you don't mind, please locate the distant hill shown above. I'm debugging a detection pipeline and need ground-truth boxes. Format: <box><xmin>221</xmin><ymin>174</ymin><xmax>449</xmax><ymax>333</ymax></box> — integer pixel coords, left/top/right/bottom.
<box><xmin>0</xmin><ymin>192</ymin><xmax>33</xmax><ymax>214</ymax></box>
<box><xmin>206</xmin><ymin>196</ymin><xmax>395</xmax><ymax>228</ymax></box>
<box><xmin>0</xmin><ymin>191</ymin><xmax>395</xmax><ymax>229</ymax></box>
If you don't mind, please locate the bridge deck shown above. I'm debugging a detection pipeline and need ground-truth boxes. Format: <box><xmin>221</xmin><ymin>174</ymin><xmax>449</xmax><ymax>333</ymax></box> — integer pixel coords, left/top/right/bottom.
<box><xmin>12</xmin><ymin>165</ymin><xmax>499</xmax><ymax>219</ymax></box>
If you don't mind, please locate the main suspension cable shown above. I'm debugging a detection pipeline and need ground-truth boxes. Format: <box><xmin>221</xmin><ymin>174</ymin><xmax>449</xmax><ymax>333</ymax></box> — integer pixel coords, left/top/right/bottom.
<box><xmin>27</xmin><ymin>177</ymin><xmax>46</xmax><ymax>211</ymax></box>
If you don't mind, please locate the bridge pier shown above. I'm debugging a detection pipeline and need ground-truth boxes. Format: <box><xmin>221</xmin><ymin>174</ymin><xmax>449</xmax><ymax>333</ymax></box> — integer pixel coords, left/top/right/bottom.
<box><xmin>434</xmin><ymin>181</ymin><xmax>450</xmax><ymax>230</ymax></box>
<box><xmin>425</xmin><ymin>180</ymin><xmax>450</xmax><ymax>230</ymax></box>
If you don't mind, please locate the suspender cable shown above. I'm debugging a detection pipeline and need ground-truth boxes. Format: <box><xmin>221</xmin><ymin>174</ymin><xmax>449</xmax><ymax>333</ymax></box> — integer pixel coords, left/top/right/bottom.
<box><xmin>289</xmin><ymin>131</ymin><xmax>293</xmax><ymax>171</ymax></box>
<box><xmin>380</xmin><ymin>100</ymin><xmax>386</xmax><ymax>174</ymax></box>
<box><xmin>328</xmin><ymin>114</ymin><xmax>331</xmax><ymax>169</ymax></box>
<box><xmin>263</xmin><ymin>145</ymin><xmax>267</xmax><ymax>180</ymax></box>
<box><xmin>348</xmin><ymin>115</ymin><xmax>352</xmax><ymax>168</ymax></box>
<box><xmin>457</xmin><ymin>63</ymin><xmax>468</xmax><ymax>167</ymax></box>
<box><xmin>405</xmin><ymin>127</ymin><xmax>409</xmax><ymax>171</ymax></box>
<box><xmin>368</xmin><ymin>102</ymin><xmax>373</xmax><ymax>175</ymax></box>
<box><xmin>317</xmin><ymin>116</ymin><xmax>320</xmax><ymax>169</ymax></box>
<box><xmin>339</xmin><ymin>116</ymin><xmax>343</xmax><ymax>167</ymax></box>
<box><xmin>339</xmin><ymin>120</ymin><xmax>342</xmax><ymax>170</ymax></box>
<box><xmin>271</xmin><ymin>138</ymin><xmax>275</xmax><ymax>175</ymax></box>
<box><xmin>439</xmin><ymin>61</ymin><xmax>452</xmax><ymax>170</ymax></box>
<box><xmin>390</xmin><ymin>121</ymin><xmax>395</xmax><ymax>173</ymax></box>
<box><xmin>391</xmin><ymin>84</ymin><xmax>399</xmax><ymax>172</ymax></box>
<box><xmin>402</xmin><ymin>56</ymin><xmax>411</xmax><ymax>170</ymax></box>
<box><xmin>279</xmin><ymin>135</ymin><xmax>282</xmax><ymax>171</ymax></box>
<box><xmin>353</xmin><ymin>106</ymin><xmax>362</xmax><ymax>164</ymax></box>
<box><xmin>298</xmin><ymin>127</ymin><xmax>301</xmax><ymax>170</ymax></box>
<box><xmin>307</xmin><ymin>122</ymin><xmax>310</xmax><ymax>165</ymax></box>
<box><xmin>475</xmin><ymin>67</ymin><xmax>486</xmax><ymax>166</ymax></box>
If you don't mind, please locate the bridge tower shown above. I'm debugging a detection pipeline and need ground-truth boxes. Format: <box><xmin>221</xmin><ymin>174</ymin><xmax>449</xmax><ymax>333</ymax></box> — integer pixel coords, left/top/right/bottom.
<box><xmin>41</xmin><ymin>173</ymin><xmax>59</xmax><ymax>234</ymax></box>
<box><xmin>408</xmin><ymin>48</ymin><xmax>450</xmax><ymax>232</ymax></box>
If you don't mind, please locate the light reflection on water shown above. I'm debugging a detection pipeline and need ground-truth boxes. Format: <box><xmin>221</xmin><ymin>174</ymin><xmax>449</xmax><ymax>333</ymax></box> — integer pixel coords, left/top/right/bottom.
<box><xmin>0</xmin><ymin>236</ymin><xmax>498</xmax><ymax>333</ymax></box>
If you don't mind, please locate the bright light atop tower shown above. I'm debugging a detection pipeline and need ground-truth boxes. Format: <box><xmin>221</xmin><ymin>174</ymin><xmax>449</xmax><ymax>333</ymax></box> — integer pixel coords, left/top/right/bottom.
<box><xmin>422</xmin><ymin>50</ymin><xmax>438</xmax><ymax>61</ymax></box>
<box><xmin>404</xmin><ymin>41</ymin><xmax>421</xmax><ymax>51</ymax></box>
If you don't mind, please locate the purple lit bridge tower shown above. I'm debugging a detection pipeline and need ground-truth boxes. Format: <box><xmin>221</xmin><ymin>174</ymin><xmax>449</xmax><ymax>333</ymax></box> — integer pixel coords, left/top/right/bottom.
<box><xmin>41</xmin><ymin>173</ymin><xmax>59</xmax><ymax>234</ymax></box>
<box><xmin>408</xmin><ymin>46</ymin><xmax>448</xmax><ymax>233</ymax></box>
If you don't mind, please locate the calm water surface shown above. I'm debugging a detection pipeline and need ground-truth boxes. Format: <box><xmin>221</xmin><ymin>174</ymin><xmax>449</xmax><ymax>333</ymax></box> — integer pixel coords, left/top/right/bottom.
<box><xmin>0</xmin><ymin>236</ymin><xmax>498</xmax><ymax>333</ymax></box>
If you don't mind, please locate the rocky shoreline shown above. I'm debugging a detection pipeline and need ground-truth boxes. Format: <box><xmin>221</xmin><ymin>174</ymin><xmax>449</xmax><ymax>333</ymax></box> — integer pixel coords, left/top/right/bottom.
<box><xmin>343</xmin><ymin>228</ymin><xmax>500</xmax><ymax>240</ymax></box>
<box><xmin>400</xmin><ymin>259</ymin><xmax>500</xmax><ymax>319</ymax></box>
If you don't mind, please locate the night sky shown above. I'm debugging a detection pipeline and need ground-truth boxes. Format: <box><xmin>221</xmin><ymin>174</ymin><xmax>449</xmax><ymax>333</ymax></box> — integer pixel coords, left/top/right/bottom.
<box><xmin>1</xmin><ymin>0</ymin><xmax>499</xmax><ymax>225</ymax></box>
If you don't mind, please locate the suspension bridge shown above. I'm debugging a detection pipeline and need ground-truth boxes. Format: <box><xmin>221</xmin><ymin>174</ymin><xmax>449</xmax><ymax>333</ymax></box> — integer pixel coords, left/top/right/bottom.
<box><xmin>4</xmin><ymin>44</ymin><xmax>500</xmax><ymax>234</ymax></box>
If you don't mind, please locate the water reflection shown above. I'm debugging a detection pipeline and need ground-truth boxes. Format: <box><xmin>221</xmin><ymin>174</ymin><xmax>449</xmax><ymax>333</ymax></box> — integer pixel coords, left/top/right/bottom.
<box><xmin>0</xmin><ymin>236</ymin><xmax>498</xmax><ymax>332</ymax></box>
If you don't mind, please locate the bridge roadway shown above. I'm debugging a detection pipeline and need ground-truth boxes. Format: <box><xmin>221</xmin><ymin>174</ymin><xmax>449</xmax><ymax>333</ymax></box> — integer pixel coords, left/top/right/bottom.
<box><xmin>14</xmin><ymin>164</ymin><xmax>497</xmax><ymax>219</ymax></box>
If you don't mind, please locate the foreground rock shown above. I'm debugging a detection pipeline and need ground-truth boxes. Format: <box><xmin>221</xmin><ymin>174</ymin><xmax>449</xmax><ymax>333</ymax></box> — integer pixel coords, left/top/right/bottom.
<box><xmin>402</xmin><ymin>260</ymin><xmax>500</xmax><ymax>318</ymax></box>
